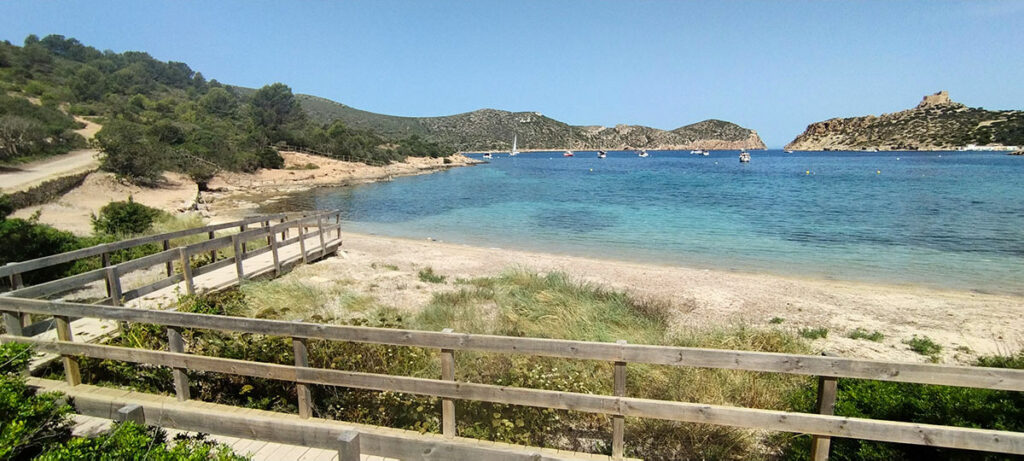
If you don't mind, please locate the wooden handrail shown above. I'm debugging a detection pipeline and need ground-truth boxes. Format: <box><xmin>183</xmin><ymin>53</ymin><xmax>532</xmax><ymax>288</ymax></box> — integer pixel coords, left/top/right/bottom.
<box><xmin>0</xmin><ymin>213</ymin><xmax>290</xmax><ymax>279</ymax></box>
<box><xmin>6</xmin><ymin>336</ymin><xmax>1023</xmax><ymax>455</ymax></box>
<box><xmin>1</xmin><ymin>297</ymin><xmax>1022</xmax><ymax>391</ymax></box>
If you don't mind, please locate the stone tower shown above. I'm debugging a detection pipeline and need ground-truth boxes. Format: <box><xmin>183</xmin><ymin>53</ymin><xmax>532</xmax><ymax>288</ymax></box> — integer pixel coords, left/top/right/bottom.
<box><xmin>917</xmin><ymin>91</ymin><xmax>951</xmax><ymax>108</ymax></box>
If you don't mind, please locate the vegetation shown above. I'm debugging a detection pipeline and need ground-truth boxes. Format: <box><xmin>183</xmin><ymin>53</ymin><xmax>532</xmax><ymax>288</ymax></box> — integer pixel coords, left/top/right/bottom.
<box><xmin>0</xmin><ymin>93</ymin><xmax>85</xmax><ymax>162</ymax></box>
<box><xmin>904</xmin><ymin>335</ymin><xmax>943</xmax><ymax>360</ymax></box>
<box><xmin>847</xmin><ymin>328</ymin><xmax>885</xmax><ymax>342</ymax></box>
<box><xmin>0</xmin><ymin>35</ymin><xmax>451</xmax><ymax>186</ymax></box>
<box><xmin>783</xmin><ymin>351</ymin><xmax>1024</xmax><ymax>461</ymax></box>
<box><xmin>798</xmin><ymin>327</ymin><xmax>829</xmax><ymax>340</ymax></box>
<box><xmin>769</xmin><ymin>317</ymin><xmax>785</xmax><ymax>324</ymax></box>
<box><xmin>417</xmin><ymin>267</ymin><xmax>446</xmax><ymax>283</ymax></box>
<box><xmin>91</xmin><ymin>196</ymin><xmax>165</xmax><ymax>235</ymax></box>
<box><xmin>0</xmin><ymin>343</ymin><xmax>245</xmax><ymax>460</ymax></box>
<box><xmin>63</xmin><ymin>271</ymin><xmax>812</xmax><ymax>460</ymax></box>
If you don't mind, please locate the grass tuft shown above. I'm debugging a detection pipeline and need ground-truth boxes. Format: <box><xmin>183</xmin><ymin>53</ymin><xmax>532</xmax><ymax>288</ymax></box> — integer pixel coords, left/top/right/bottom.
<box><xmin>798</xmin><ymin>327</ymin><xmax>829</xmax><ymax>340</ymax></box>
<box><xmin>847</xmin><ymin>328</ymin><xmax>884</xmax><ymax>342</ymax></box>
<box><xmin>904</xmin><ymin>335</ymin><xmax>942</xmax><ymax>360</ymax></box>
<box><xmin>417</xmin><ymin>267</ymin><xmax>446</xmax><ymax>283</ymax></box>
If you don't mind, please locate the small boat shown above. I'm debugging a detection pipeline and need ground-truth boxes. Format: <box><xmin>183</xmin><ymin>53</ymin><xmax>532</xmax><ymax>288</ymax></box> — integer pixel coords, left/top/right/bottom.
<box><xmin>690</xmin><ymin>149</ymin><xmax>709</xmax><ymax>156</ymax></box>
<box><xmin>482</xmin><ymin>153</ymin><xmax>493</xmax><ymax>159</ymax></box>
<box><xmin>739</xmin><ymin>151</ymin><xmax>751</xmax><ymax>163</ymax></box>
<box><xmin>563</xmin><ymin>151</ymin><xmax>574</xmax><ymax>157</ymax></box>
<box><xmin>638</xmin><ymin>149</ymin><xmax>649</xmax><ymax>158</ymax></box>
<box><xmin>784</xmin><ymin>149</ymin><xmax>793</xmax><ymax>154</ymax></box>
<box><xmin>597</xmin><ymin>150</ymin><xmax>607</xmax><ymax>159</ymax></box>
<box><xmin>509</xmin><ymin>134</ymin><xmax>519</xmax><ymax>156</ymax></box>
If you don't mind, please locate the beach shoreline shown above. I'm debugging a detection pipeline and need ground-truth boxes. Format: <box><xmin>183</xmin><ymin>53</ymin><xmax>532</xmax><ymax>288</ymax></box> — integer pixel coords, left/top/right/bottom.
<box><xmin>307</xmin><ymin>231</ymin><xmax>1024</xmax><ymax>364</ymax></box>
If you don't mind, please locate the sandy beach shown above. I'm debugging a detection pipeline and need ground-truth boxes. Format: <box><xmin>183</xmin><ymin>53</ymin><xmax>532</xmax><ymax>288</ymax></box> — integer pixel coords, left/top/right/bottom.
<box><xmin>292</xmin><ymin>231</ymin><xmax>1024</xmax><ymax>364</ymax></box>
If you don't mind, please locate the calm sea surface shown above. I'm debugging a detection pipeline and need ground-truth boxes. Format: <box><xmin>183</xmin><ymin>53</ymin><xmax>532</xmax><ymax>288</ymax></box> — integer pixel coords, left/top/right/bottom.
<box><xmin>261</xmin><ymin>150</ymin><xmax>1024</xmax><ymax>294</ymax></box>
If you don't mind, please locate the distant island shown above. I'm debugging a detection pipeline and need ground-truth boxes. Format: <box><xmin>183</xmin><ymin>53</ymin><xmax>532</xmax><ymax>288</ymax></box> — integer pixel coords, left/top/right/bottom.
<box><xmin>786</xmin><ymin>91</ymin><xmax>1024</xmax><ymax>151</ymax></box>
<box><xmin>294</xmin><ymin>94</ymin><xmax>767</xmax><ymax>151</ymax></box>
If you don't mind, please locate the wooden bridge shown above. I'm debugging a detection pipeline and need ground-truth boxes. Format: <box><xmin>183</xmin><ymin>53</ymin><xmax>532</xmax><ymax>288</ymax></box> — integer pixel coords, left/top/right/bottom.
<box><xmin>1</xmin><ymin>215</ymin><xmax>1023</xmax><ymax>460</ymax></box>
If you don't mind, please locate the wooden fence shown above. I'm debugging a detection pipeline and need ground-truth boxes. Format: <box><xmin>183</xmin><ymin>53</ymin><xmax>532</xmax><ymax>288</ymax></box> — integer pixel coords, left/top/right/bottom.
<box><xmin>1</xmin><ymin>211</ymin><xmax>342</xmax><ymax>339</ymax></box>
<box><xmin>2</xmin><ymin>296</ymin><xmax>1022</xmax><ymax>460</ymax></box>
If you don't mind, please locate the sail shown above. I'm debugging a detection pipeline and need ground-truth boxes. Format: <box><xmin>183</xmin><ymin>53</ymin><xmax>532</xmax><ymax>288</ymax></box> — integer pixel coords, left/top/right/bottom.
<box><xmin>512</xmin><ymin>134</ymin><xmax>517</xmax><ymax>154</ymax></box>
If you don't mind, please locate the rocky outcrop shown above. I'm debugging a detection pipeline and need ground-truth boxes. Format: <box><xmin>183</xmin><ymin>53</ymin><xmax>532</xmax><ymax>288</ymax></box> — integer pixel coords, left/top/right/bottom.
<box><xmin>296</xmin><ymin>94</ymin><xmax>766</xmax><ymax>151</ymax></box>
<box><xmin>786</xmin><ymin>91</ymin><xmax>1024</xmax><ymax>151</ymax></box>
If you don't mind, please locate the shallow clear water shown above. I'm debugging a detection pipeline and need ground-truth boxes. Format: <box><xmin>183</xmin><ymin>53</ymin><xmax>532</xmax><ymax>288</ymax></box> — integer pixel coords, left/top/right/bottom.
<box><xmin>261</xmin><ymin>150</ymin><xmax>1024</xmax><ymax>294</ymax></box>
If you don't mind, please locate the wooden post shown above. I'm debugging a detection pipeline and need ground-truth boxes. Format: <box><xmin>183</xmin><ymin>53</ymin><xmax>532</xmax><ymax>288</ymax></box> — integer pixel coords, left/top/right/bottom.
<box><xmin>179</xmin><ymin>248</ymin><xmax>195</xmax><ymax>295</ymax></box>
<box><xmin>612</xmin><ymin>339</ymin><xmax>627</xmax><ymax>460</ymax></box>
<box><xmin>105</xmin><ymin>267</ymin><xmax>122</xmax><ymax>306</ymax></box>
<box><xmin>440</xmin><ymin>328</ymin><xmax>456</xmax><ymax>438</ymax></box>
<box><xmin>2</xmin><ymin>311</ymin><xmax>24</xmax><ymax>336</ymax></box>
<box><xmin>232</xmin><ymin>235</ymin><xmax>245</xmax><ymax>283</ymax></box>
<box><xmin>239</xmin><ymin>223</ymin><xmax>248</xmax><ymax>254</ymax></box>
<box><xmin>810</xmin><ymin>375</ymin><xmax>839</xmax><ymax>461</ymax></box>
<box><xmin>337</xmin><ymin>431</ymin><xmax>360</xmax><ymax>461</ymax></box>
<box><xmin>8</xmin><ymin>274</ymin><xmax>30</xmax><ymax>328</ymax></box>
<box><xmin>162</xmin><ymin>239</ymin><xmax>172</xmax><ymax>276</ymax></box>
<box><xmin>264</xmin><ymin>220</ymin><xmax>272</xmax><ymax>247</ymax></box>
<box><xmin>54</xmin><ymin>315</ymin><xmax>81</xmax><ymax>386</ymax></box>
<box><xmin>269</xmin><ymin>230</ymin><xmax>281</xmax><ymax>276</ymax></box>
<box><xmin>297</xmin><ymin>223</ymin><xmax>308</xmax><ymax>264</ymax></box>
<box><xmin>336</xmin><ymin>213</ymin><xmax>341</xmax><ymax>239</ymax></box>
<box><xmin>116</xmin><ymin>404</ymin><xmax>145</xmax><ymax>425</ymax></box>
<box><xmin>280</xmin><ymin>217</ymin><xmax>287</xmax><ymax>240</ymax></box>
<box><xmin>293</xmin><ymin>337</ymin><xmax>313</xmax><ymax>418</ymax></box>
<box><xmin>316</xmin><ymin>216</ymin><xmax>326</xmax><ymax>258</ymax></box>
<box><xmin>167</xmin><ymin>326</ymin><xmax>190</xmax><ymax>401</ymax></box>
<box><xmin>207</xmin><ymin>231</ymin><xmax>217</xmax><ymax>262</ymax></box>
<box><xmin>101</xmin><ymin>251</ymin><xmax>112</xmax><ymax>297</ymax></box>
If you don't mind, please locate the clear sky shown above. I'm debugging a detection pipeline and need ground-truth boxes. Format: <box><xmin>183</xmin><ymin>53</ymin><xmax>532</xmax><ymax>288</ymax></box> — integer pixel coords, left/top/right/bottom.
<box><xmin>2</xmin><ymin>1</ymin><xmax>1022</xmax><ymax>147</ymax></box>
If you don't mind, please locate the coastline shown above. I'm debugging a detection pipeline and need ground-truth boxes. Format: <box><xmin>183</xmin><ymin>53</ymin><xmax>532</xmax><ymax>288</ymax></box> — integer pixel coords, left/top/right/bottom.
<box><xmin>310</xmin><ymin>231</ymin><xmax>1024</xmax><ymax>364</ymax></box>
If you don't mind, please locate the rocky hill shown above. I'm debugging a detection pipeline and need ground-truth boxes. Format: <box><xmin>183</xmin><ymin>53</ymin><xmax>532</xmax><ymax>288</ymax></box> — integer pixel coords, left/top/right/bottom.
<box><xmin>786</xmin><ymin>91</ymin><xmax>1024</xmax><ymax>151</ymax></box>
<box><xmin>296</xmin><ymin>94</ymin><xmax>765</xmax><ymax>151</ymax></box>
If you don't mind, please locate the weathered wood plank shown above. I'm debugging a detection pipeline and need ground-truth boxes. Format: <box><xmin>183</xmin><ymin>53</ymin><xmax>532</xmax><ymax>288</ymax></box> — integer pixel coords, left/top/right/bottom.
<box><xmin>52</xmin><ymin>317</ymin><xmax>80</xmax><ymax>386</ymax></box>
<box><xmin>811</xmin><ymin>375</ymin><xmax>839</xmax><ymax>461</ymax></box>
<box><xmin>168</xmin><ymin>326</ymin><xmax>190</xmax><ymax>401</ymax></box>
<box><xmin>6</xmin><ymin>268</ymin><xmax>106</xmax><ymax>299</ymax></box>
<box><xmin>10</xmin><ymin>339</ymin><xmax>1023</xmax><ymax>455</ymax></box>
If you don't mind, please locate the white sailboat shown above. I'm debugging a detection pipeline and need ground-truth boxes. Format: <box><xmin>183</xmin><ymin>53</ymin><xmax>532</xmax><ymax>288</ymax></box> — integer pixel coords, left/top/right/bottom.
<box><xmin>509</xmin><ymin>134</ymin><xmax>519</xmax><ymax>156</ymax></box>
<box><xmin>563</xmin><ymin>128</ymin><xmax>573</xmax><ymax>157</ymax></box>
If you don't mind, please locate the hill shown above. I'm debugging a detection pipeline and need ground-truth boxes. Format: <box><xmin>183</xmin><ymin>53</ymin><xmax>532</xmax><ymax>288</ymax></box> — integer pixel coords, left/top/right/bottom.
<box><xmin>786</xmin><ymin>91</ymin><xmax>1024</xmax><ymax>151</ymax></box>
<box><xmin>296</xmin><ymin>94</ymin><xmax>766</xmax><ymax>151</ymax></box>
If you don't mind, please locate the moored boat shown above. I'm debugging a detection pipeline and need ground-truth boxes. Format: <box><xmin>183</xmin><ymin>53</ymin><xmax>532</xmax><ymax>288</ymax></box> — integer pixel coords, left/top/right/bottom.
<box><xmin>597</xmin><ymin>150</ymin><xmax>607</xmax><ymax>158</ymax></box>
<box><xmin>638</xmin><ymin>149</ymin><xmax>649</xmax><ymax>158</ymax></box>
<box><xmin>739</xmin><ymin>151</ymin><xmax>751</xmax><ymax>163</ymax></box>
<box><xmin>563</xmin><ymin>151</ymin><xmax>574</xmax><ymax>157</ymax></box>
<box><xmin>483</xmin><ymin>153</ymin><xmax>493</xmax><ymax>159</ymax></box>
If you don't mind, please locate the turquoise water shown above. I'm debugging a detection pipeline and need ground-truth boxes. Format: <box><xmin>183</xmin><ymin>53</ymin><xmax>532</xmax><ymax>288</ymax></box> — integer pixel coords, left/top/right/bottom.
<box><xmin>262</xmin><ymin>150</ymin><xmax>1024</xmax><ymax>294</ymax></box>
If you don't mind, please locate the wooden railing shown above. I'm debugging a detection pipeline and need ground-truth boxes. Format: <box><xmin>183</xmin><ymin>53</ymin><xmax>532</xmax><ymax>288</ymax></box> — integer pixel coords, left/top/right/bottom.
<box><xmin>1</xmin><ymin>211</ymin><xmax>342</xmax><ymax>337</ymax></box>
<box><xmin>2</xmin><ymin>297</ymin><xmax>1022</xmax><ymax>459</ymax></box>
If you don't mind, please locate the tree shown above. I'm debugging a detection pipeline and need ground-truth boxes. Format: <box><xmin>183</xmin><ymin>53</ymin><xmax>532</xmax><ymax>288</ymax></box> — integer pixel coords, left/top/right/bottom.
<box><xmin>95</xmin><ymin>120</ymin><xmax>167</xmax><ymax>185</ymax></box>
<box><xmin>248</xmin><ymin>83</ymin><xmax>305</xmax><ymax>142</ymax></box>
<box><xmin>198</xmin><ymin>87</ymin><xmax>236</xmax><ymax>116</ymax></box>
<box><xmin>0</xmin><ymin>115</ymin><xmax>43</xmax><ymax>160</ymax></box>
<box><xmin>70</xmin><ymin>65</ymin><xmax>105</xmax><ymax>101</ymax></box>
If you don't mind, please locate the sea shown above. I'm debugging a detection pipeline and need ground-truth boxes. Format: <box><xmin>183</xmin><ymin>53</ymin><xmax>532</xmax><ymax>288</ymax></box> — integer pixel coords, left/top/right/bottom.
<box><xmin>260</xmin><ymin>150</ymin><xmax>1024</xmax><ymax>295</ymax></box>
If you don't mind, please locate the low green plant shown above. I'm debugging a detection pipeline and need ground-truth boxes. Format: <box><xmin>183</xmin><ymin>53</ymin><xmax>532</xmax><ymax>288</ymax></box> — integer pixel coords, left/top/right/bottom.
<box><xmin>847</xmin><ymin>328</ymin><xmax>884</xmax><ymax>342</ymax></box>
<box><xmin>36</xmin><ymin>422</ymin><xmax>247</xmax><ymax>461</ymax></box>
<box><xmin>904</xmin><ymin>335</ymin><xmax>942</xmax><ymax>359</ymax></box>
<box><xmin>769</xmin><ymin>317</ymin><xmax>785</xmax><ymax>324</ymax></box>
<box><xmin>798</xmin><ymin>327</ymin><xmax>829</xmax><ymax>340</ymax></box>
<box><xmin>91</xmin><ymin>196</ymin><xmax>165</xmax><ymax>235</ymax></box>
<box><xmin>782</xmin><ymin>350</ymin><xmax>1024</xmax><ymax>461</ymax></box>
<box><xmin>418</xmin><ymin>267</ymin><xmax>446</xmax><ymax>283</ymax></box>
<box><xmin>371</xmin><ymin>262</ymin><xmax>399</xmax><ymax>271</ymax></box>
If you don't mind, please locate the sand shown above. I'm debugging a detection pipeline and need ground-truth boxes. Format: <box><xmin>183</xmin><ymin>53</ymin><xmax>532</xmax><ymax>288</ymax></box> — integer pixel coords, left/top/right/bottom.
<box><xmin>11</xmin><ymin>171</ymin><xmax>199</xmax><ymax>235</ymax></box>
<box><xmin>293</xmin><ymin>232</ymin><xmax>1024</xmax><ymax>364</ymax></box>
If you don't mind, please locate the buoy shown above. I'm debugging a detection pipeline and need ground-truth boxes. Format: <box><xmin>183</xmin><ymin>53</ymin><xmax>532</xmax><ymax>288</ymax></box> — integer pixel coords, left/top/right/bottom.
<box><xmin>589</xmin><ymin>168</ymin><xmax>593</xmax><ymax>172</ymax></box>
<box><xmin>877</xmin><ymin>170</ymin><xmax>881</xmax><ymax>174</ymax></box>
<box><xmin>806</xmin><ymin>170</ymin><xmax>810</xmax><ymax>175</ymax></box>
<box><xmin>896</xmin><ymin>157</ymin><xmax>900</xmax><ymax>160</ymax></box>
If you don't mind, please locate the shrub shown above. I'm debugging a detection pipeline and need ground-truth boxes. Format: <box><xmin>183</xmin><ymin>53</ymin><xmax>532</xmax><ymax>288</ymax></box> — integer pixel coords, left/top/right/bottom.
<box><xmin>847</xmin><ymin>328</ymin><xmax>884</xmax><ymax>342</ymax></box>
<box><xmin>0</xmin><ymin>217</ymin><xmax>81</xmax><ymax>284</ymax></box>
<box><xmin>904</xmin><ymin>335</ymin><xmax>942</xmax><ymax>358</ymax></box>
<box><xmin>95</xmin><ymin>119</ymin><xmax>167</xmax><ymax>185</ymax></box>
<box><xmin>782</xmin><ymin>351</ymin><xmax>1024</xmax><ymax>461</ymax></box>
<box><xmin>0</xmin><ymin>194</ymin><xmax>12</xmax><ymax>219</ymax></box>
<box><xmin>769</xmin><ymin>317</ymin><xmax>785</xmax><ymax>324</ymax></box>
<box><xmin>798</xmin><ymin>327</ymin><xmax>829</xmax><ymax>340</ymax></box>
<box><xmin>91</xmin><ymin>196</ymin><xmax>164</xmax><ymax>235</ymax></box>
<box><xmin>418</xmin><ymin>267</ymin><xmax>446</xmax><ymax>283</ymax></box>
<box><xmin>0</xmin><ymin>343</ymin><xmax>74</xmax><ymax>460</ymax></box>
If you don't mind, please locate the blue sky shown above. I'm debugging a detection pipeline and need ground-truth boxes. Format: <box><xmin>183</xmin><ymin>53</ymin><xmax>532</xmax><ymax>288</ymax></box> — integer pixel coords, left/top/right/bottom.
<box><xmin>2</xmin><ymin>1</ymin><xmax>1022</xmax><ymax>147</ymax></box>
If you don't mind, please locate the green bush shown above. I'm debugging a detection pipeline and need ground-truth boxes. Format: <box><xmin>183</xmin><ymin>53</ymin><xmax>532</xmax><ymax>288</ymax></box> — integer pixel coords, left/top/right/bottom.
<box><xmin>0</xmin><ymin>194</ymin><xmax>12</xmax><ymax>219</ymax></box>
<box><xmin>0</xmin><ymin>217</ymin><xmax>81</xmax><ymax>284</ymax></box>
<box><xmin>37</xmin><ymin>422</ymin><xmax>247</xmax><ymax>461</ymax></box>
<box><xmin>904</xmin><ymin>335</ymin><xmax>942</xmax><ymax>359</ymax></box>
<box><xmin>418</xmin><ymin>267</ymin><xmax>446</xmax><ymax>283</ymax></box>
<box><xmin>782</xmin><ymin>351</ymin><xmax>1024</xmax><ymax>461</ymax></box>
<box><xmin>0</xmin><ymin>343</ymin><xmax>74</xmax><ymax>460</ymax></box>
<box><xmin>847</xmin><ymin>328</ymin><xmax>885</xmax><ymax>342</ymax></box>
<box><xmin>798</xmin><ymin>327</ymin><xmax>829</xmax><ymax>340</ymax></box>
<box><xmin>91</xmin><ymin>196</ymin><xmax>164</xmax><ymax>235</ymax></box>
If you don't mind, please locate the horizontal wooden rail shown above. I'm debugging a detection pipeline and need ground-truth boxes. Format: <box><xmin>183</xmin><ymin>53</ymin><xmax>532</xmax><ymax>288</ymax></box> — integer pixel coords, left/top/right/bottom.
<box><xmin>7</xmin><ymin>337</ymin><xmax>1023</xmax><ymax>455</ymax></box>
<box><xmin>36</xmin><ymin>379</ymin><xmax>592</xmax><ymax>461</ymax></box>
<box><xmin>0</xmin><ymin>213</ymin><xmax>289</xmax><ymax>279</ymax></box>
<box><xmin>2</xmin><ymin>297</ymin><xmax>1020</xmax><ymax>391</ymax></box>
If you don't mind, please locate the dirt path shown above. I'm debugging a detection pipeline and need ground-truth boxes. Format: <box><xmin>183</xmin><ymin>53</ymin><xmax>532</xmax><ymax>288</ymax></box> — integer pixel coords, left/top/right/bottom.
<box><xmin>0</xmin><ymin>149</ymin><xmax>101</xmax><ymax>193</ymax></box>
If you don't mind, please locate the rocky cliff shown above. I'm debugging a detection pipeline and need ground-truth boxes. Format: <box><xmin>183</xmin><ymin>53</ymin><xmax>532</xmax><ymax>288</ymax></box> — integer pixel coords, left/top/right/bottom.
<box><xmin>297</xmin><ymin>95</ymin><xmax>765</xmax><ymax>151</ymax></box>
<box><xmin>786</xmin><ymin>92</ymin><xmax>1024</xmax><ymax>151</ymax></box>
